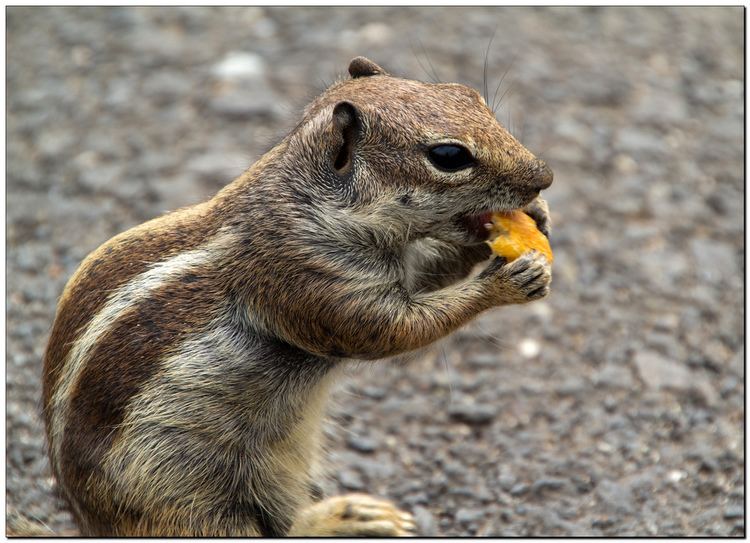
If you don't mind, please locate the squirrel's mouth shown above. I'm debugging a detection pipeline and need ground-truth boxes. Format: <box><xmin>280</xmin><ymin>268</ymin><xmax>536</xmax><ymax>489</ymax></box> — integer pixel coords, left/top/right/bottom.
<box><xmin>456</xmin><ymin>211</ymin><xmax>495</xmax><ymax>242</ymax></box>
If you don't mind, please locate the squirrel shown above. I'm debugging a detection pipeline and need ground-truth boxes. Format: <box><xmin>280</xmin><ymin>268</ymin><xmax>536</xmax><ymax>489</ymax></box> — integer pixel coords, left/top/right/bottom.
<box><xmin>41</xmin><ymin>56</ymin><xmax>553</xmax><ymax>536</ymax></box>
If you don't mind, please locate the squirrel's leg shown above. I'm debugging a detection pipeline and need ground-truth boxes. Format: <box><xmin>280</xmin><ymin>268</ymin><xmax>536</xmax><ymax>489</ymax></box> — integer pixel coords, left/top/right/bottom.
<box><xmin>405</xmin><ymin>241</ymin><xmax>491</xmax><ymax>293</ymax></box>
<box><xmin>275</xmin><ymin>250</ymin><xmax>551</xmax><ymax>360</ymax></box>
<box><xmin>288</xmin><ymin>494</ymin><xmax>416</xmax><ymax>536</ymax></box>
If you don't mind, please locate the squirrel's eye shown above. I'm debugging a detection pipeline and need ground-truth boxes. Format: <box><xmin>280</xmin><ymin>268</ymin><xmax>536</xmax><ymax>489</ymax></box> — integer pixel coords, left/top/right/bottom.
<box><xmin>427</xmin><ymin>144</ymin><xmax>475</xmax><ymax>171</ymax></box>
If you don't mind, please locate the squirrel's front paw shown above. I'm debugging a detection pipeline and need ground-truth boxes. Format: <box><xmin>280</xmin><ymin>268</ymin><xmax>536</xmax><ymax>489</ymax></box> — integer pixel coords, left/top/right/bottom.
<box><xmin>480</xmin><ymin>251</ymin><xmax>551</xmax><ymax>305</ymax></box>
<box><xmin>290</xmin><ymin>494</ymin><xmax>417</xmax><ymax>536</ymax></box>
<box><xmin>522</xmin><ymin>196</ymin><xmax>551</xmax><ymax>238</ymax></box>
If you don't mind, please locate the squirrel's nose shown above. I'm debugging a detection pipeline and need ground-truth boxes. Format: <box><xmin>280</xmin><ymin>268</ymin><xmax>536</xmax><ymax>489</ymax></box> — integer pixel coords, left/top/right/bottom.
<box><xmin>530</xmin><ymin>159</ymin><xmax>553</xmax><ymax>191</ymax></box>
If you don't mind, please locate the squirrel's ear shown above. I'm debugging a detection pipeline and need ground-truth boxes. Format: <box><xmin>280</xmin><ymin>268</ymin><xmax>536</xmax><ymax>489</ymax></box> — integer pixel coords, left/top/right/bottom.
<box><xmin>331</xmin><ymin>101</ymin><xmax>360</xmax><ymax>174</ymax></box>
<box><xmin>348</xmin><ymin>56</ymin><xmax>387</xmax><ymax>78</ymax></box>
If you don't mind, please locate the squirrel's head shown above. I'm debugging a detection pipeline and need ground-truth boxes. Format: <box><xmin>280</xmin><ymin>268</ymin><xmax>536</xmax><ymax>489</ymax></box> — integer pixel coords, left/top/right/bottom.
<box><xmin>284</xmin><ymin>56</ymin><xmax>553</xmax><ymax>247</ymax></box>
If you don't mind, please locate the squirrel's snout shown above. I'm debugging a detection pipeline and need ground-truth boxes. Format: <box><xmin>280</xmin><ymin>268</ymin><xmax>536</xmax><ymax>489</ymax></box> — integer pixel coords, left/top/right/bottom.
<box><xmin>529</xmin><ymin>159</ymin><xmax>554</xmax><ymax>191</ymax></box>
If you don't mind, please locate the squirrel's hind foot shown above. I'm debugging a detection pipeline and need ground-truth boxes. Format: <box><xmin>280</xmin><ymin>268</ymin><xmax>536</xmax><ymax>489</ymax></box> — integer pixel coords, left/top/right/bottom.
<box><xmin>289</xmin><ymin>494</ymin><xmax>417</xmax><ymax>536</ymax></box>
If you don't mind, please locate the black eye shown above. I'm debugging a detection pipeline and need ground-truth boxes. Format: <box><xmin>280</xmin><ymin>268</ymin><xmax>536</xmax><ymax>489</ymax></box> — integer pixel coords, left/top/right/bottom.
<box><xmin>427</xmin><ymin>144</ymin><xmax>475</xmax><ymax>171</ymax></box>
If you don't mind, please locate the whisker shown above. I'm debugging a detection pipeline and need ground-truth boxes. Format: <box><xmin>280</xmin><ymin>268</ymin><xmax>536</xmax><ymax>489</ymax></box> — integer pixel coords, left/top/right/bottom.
<box><xmin>470</xmin><ymin>321</ymin><xmax>515</xmax><ymax>351</ymax></box>
<box><xmin>316</xmin><ymin>76</ymin><xmax>330</xmax><ymax>92</ymax></box>
<box><xmin>440</xmin><ymin>345</ymin><xmax>454</xmax><ymax>403</ymax></box>
<box><xmin>491</xmin><ymin>54</ymin><xmax>518</xmax><ymax>114</ymax></box>
<box><xmin>495</xmin><ymin>81</ymin><xmax>516</xmax><ymax>119</ymax></box>
<box><xmin>409</xmin><ymin>40</ymin><xmax>438</xmax><ymax>84</ymax></box>
<box><xmin>499</xmin><ymin>82</ymin><xmax>515</xmax><ymax>106</ymax></box>
<box><xmin>482</xmin><ymin>28</ymin><xmax>498</xmax><ymax>105</ymax></box>
<box><xmin>417</xmin><ymin>36</ymin><xmax>441</xmax><ymax>84</ymax></box>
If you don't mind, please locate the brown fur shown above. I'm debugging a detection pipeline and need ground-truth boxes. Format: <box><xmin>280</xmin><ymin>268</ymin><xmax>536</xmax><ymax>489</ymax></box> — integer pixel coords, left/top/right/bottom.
<box><xmin>42</xmin><ymin>201</ymin><xmax>222</xmax><ymax>408</ymax></box>
<box><xmin>60</xmin><ymin>269</ymin><xmax>224</xmax><ymax>534</ymax></box>
<box><xmin>42</xmin><ymin>57</ymin><xmax>552</xmax><ymax>536</ymax></box>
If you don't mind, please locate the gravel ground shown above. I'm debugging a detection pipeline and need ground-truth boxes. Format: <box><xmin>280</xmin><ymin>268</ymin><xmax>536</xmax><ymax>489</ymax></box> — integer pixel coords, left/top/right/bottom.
<box><xmin>6</xmin><ymin>6</ymin><xmax>744</xmax><ymax>536</ymax></box>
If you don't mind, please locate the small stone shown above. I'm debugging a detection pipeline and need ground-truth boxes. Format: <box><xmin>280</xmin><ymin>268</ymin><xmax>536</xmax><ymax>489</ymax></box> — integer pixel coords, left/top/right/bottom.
<box><xmin>185</xmin><ymin>153</ymin><xmax>249</xmax><ymax>184</ymax></box>
<box><xmin>633</xmin><ymin>86</ymin><xmax>688</xmax><ymax>126</ymax></box>
<box><xmin>571</xmin><ymin>71</ymin><xmax>631</xmax><ymax>106</ymax></box>
<box><xmin>555</xmin><ymin>118</ymin><xmax>589</xmax><ymax>141</ymax></box>
<box><xmin>455</xmin><ymin>508</ymin><xmax>484</xmax><ymax>525</ymax></box>
<box><xmin>142</xmin><ymin>71</ymin><xmax>189</xmax><ymax>104</ymax></box>
<box><xmin>71</xmin><ymin>45</ymin><xmax>93</xmax><ymax>67</ymax></box>
<box><xmin>530</xmin><ymin>301</ymin><xmax>553</xmax><ymax>320</ymax></box>
<box><xmin>690</xmin><ymin>238</ymin><xmax>738</xmax><ymax>283</ymax></box>
<box><xmin>447</xmin><ymin>403</ymin><xmax>497</xmax><ymax>425</ymax></box>
<box><xmin>572</xmin><ymin>474</ymin><xmax>595</xmax><ymax>494</ymax></box>
<box><xmin>448</xmin><ymin>486</ymin><xmax>474</xmax><ymax>499</ymax></box>
<box><xmin>412</xmin><ymin>506</ymin><xmax>437</xmax><ymax>536</ymax></box>
<box><xmin>531</xmin><ymin>478</ymin><xmax>567</xmax><ymax>496</ymax></box>
<box><xmin>613</xmin><ymin>153</ymin><xmax>638</xmax><ymax>174</ymax></box>
<box><xmin>475</xmin><ymin>486</ymin><xmax>494</xmax><ymax>503</ymax></box>
<box><xmin>443</xmin><ymin>462</ymin><xmax>465</xmax><ymax>478</ymax></box>
<box><xmin>596</xmin><ymin>479</ymin><xmax>634</xmax><ymax>515</ymax></box>
<box><xmin>653</xmin><ymin>313</ymin><xmax>680</xmax><ymax>332</ymax></box>
<box><xmin>8</xmin><ymin>446</ymin><xmax>24</xmax><ymax>469</ymax></box>
<box><xmin>510</xmin><ymin>483</ymin><xmax>529</xmax><ymax>496</ymax></box>
<box><xmin>212</xmin><ymin>51</ymin><xmax>266</xmax><ymax>80</ymax></box>
<box><xmin>104</xmin><ymin>77</ymin><xmax>133</xmax><ymax>109</ymax></box>
<box><xmin>634</xmin><ymin>350</ymin><xmax>717</xmax><ymax>405</ymax></box>
<box><xmin>720</xmin><ymin>375</ymin><xmax>739</xmax><ymax>397</ymax></box>
<box><xmin>353</xmin><ymin>457</ymin><xmax>393</xmax><ymax>480</ymax></box>
<box><xmin>209</xmin><ymin>81</ymin><xmax>282</xmax><ymax>119</ymax></box>
<box><xmin>498</xmin><ymin>474</ymin><xmax>517</xmax><ymax>492</ymax></box>
<box><xmin>518</xmin><ymin>338</ymin><xmax>541</xmax><ymax>359</ymax></box>
<box><xmin>466</xmin><ymin>353</ymin><xmax>498</xmax><ymax>368</ymax></box>
<box><xmin>699</xmin><ymin>456</ymin><xmax>720</xmax><ymax>474</ymax></box>
<box><xmin>252</xmin><ymin>17</ymin><xmax>277</xmax><ymax>39</ymax></box>
<box><xmin>402</xmin><ymin>492</ymin><xmax>428</xmax><ymax>508</ymax></box>
<box><xmin>556</xmin><ymin>377</ymin><xmax>587</xmax><ymax>396</ymax></box>
<box><xmin>603</xmin><ymin>397</ymin><xmax>618</xmax><ymax>412</ymax></box>
<box><xmin>152</xmin><ymin>175</ymin><xmax>207</xmax><ymax>209</ymax></box>
<box><xmin>593</xmin><ymin>363</ymin><xmax>634</xmax><ymax>388</ymax></box>
<box><xmin>667</xmin><ymin>470</ymin><xmax>687</xmax><ymax>483</ymax></box>
<box><xmin>430</xmin><ymin>472</ymin><xmax>448</xmax><ymax>489</ymax></box>
<box><xmin>360</xmin><ymin>386</ymin><xmax>386</xmax><ymax>399</ymax></box>
<box><xmin>36</xmin><ymin>130</ymin><xmax>73</xmax><ymax>159</ymax></box>
<box><xmin>346</xmin><ymin>436</ymin><xmax>377</xmax><ymax>454</ymax></box>
<box><xmin>592</xmin><ymin>516</ymin><xmax>616</xmax><ymax>529</ymax></box>
<box><xmin>635</xmin><ymin>350</ymin><xmax>687</xmax><ymax>388</ymax></box>
<box><xmin>77</xmin><ymin>163</ymin><xmax>124</xmax><ymax>193</ymax></box>
<box><xmin>358</xmin><ymin>22</ymin><xmax>393</xmax><ymax>46</ymax></box>
<box><xmin>724</xmin><ymin>505</ymin><xmax>744</xmax><ymax>520</ymax></box>
<box><xmin>703</xmin><ymin>339</ymin><xmax>733</xmax><ymax>370</ymax></box>
<box><xmin>706</xmin><ymin>192</ymin><xmax>729</xmax><ymax>214</ymax></box>
<box><xmin>338</xmin><ymin>469</ymin><xmax>365</xmax><ymax>491</ymax></box>
<box><xmin>498</xmin><ymin>508</ymin><xmax>513</xmax><ymax>522</ymax></box>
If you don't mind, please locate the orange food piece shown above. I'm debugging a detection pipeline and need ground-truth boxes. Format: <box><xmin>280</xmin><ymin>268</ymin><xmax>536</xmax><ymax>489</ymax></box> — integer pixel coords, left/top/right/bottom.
<box><xmin>487</xmin><ymin>210</ymin><xmax>554</xmax><ymax>263</ymax></box>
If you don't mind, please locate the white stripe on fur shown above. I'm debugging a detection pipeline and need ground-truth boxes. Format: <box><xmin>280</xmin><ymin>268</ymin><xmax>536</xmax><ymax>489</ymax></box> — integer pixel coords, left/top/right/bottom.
<box><xmin>48</xmin><ymin>233</ymin><xmax>234</xmax><ymax>476</ymax></box>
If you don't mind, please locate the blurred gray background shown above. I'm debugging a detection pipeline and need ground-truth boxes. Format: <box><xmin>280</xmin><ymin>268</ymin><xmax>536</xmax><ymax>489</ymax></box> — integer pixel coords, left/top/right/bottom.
<box><xmin>6</xmin><ymin>6</ymin><xmax>743</xmax><ymax>536</ymax></box>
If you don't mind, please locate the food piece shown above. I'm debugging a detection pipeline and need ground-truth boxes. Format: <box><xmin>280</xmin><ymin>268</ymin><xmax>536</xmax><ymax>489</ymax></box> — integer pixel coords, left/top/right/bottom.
<box><xmin>486</xmin><ymin>210</ymin><xmax>554</xmax><ymax>263</ymax></box>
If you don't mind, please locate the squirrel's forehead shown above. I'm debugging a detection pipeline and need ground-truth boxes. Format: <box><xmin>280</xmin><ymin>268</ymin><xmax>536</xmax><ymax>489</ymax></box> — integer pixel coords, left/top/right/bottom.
<box><xmin>353</xmin><ymin>78</ymin><xmax>486</xmax><ymax>109</ymax></box>
<box><xmin>348</xmin><ymin>79</ymin><xmax>497</xmax><ymax>131</ymax></box>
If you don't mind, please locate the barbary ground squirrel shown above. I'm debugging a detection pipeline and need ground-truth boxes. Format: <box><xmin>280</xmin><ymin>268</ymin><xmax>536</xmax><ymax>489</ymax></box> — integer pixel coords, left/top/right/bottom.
<box><xmin>42</xmin><ymin>56</ymin><xmax>553</xmax><ymax>536</ymax></box>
